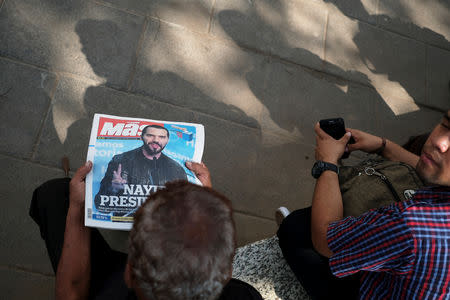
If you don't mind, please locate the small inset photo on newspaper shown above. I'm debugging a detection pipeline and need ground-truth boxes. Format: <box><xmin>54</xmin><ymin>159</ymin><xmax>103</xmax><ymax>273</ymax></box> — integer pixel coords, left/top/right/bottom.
<box><xmin>85</xmin><ymin>113</ymin><xmax>205</xmax><ymax>230</ymax></box>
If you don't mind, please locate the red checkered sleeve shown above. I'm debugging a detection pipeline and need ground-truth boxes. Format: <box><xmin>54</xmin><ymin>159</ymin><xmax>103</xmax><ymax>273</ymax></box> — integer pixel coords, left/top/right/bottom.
<box><xmin>327</xmin><ymin>204</ymin><xmax>415</xmax><ymax>278</ymax></box>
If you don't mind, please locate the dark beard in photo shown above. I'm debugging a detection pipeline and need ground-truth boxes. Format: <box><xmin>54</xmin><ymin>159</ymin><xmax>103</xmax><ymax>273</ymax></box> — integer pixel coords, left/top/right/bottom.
<box><xmin>143</xmin><ymin>142</ymin><xmax>164</xmax><ymax>156</ymax></box>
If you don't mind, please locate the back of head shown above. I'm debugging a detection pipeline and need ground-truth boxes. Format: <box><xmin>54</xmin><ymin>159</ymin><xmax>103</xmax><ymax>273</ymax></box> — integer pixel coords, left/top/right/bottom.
<box><xmin>128</xmin><ymin>181</ymin><xmax>235</xmax><ymax>300</ymax></box>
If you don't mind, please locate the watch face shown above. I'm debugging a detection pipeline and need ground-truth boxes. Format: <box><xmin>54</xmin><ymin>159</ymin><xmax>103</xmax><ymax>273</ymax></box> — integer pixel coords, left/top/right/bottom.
<box><xmin>311</xmin><ymin>161</ymin><xmax>323</xmax><ymax>179</ymax></box>
<box><xmin>312</xmin><ymin>161</ymin><xmax>338</xmax><ymax>179</ymax></box>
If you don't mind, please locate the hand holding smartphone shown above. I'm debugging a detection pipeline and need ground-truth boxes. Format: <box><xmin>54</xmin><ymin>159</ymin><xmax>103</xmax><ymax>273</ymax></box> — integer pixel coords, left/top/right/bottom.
<box><xmin>319</xmin><ymin>118</ymin><xmax>355</xmax><ymax>159</ymax></box>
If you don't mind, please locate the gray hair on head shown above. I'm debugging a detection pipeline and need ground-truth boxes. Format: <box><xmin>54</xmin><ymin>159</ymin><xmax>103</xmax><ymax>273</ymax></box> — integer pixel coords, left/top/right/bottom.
<box><xmin>128</xmin><ymin>181</ymin><xmax>235</xmax><ymax>300</ymax></box>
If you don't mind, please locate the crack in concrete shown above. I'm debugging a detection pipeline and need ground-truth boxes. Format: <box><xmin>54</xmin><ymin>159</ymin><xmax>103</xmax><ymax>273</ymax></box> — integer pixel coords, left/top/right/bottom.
<box><xmin>126</xmin><ymin>17</ymin><xmax>150</xmax><ymax>91</ymax></box>
<box><xmin>0</xmin><ymin>265</ymin><xmax>54</xmax><ymax>278</ymax></box>
<box><xmin>0</xmin><ymin>87</ymin><xmax>12</xmax><ymax>98</ymax></box>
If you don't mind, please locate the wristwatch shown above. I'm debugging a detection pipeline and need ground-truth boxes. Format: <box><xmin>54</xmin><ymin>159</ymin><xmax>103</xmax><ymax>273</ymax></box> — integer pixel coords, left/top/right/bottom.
<box><xmin>311</xmin><ymin>161</ymin><xmax>339</xmax><ymax>179</ymax></box>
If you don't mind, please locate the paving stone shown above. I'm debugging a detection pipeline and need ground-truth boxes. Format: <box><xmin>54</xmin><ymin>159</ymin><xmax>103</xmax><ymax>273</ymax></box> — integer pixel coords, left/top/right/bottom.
<box><xmin>33</xmin><ymin>76</ymin><xmax>315</xmax><ymax>227</ymax></box>
<box><xmin>97</xmin><ymin>0</ymin><xmax>213</xmax><ymax>33</ymax></box>
<box><xmin>233</xmin><ymin>213</ymin><xmax>277</xmax><ymax>246</ymax></box>
<box><xmin>131</xmin><ymin>19</ymin><xmax>383</xmax><ymax>141</ymax></box>
<box><xmin>338</xmin><ymin>104</ymin><xmax>442</xmax><ymax>149</ymax></box>
<box><xmin>0</xmin><ymin>58</ymin><xmax>56</xmax><ymax>159</ymax></box>
<box><xmin>373</xmin><ymin>106</ymin><xmax>443</xmax><ymax>145</ymax></box>
<box><xmin>323</xmin><ymin>0</ymin><xmax>378</xmax><ymax>24</ymax></box>
<box><xmin>130</xmin><ymin>19</ymin><xmax>268</xmax><ymax>129</ymax></box>
<box><xmin>33</xmin><ymin>76</ymin><xmax>195</xmax><ymax>169</ymax></box>
<box><xmin>0</xmin><ymin>269</ymin><xmax>54</xmax><ymax>300</ymax></box>
<box><xmin>211</xmin><ymin>0</ymin><xmax>328</xmax><ymax>70</ymax></box>
<box><xmin>377</xmin><ymin>0</ymin><xmax>450</xmax><ymax>50</ymax></box>
<box><xmin>325</xmin><ymin>10</ymin><xmax>427</xmax><ymax>106</ymax></box>
<box><xmin>0</xmin><ymin>155</ymin><xmax>62</xmax><ymax>274</ymax></box>
<box><xmin>243</xmin><ymin>58</ymin><xmax>381</xmax><ymax>144</ymax></box>
<box><xmin>0</xmin><ymin>0</ymin><xmax>144</xmax><ymax>88</ymax></box>
<box><xmin>426</xmin><ymin>46</ymin><xmax>450</xmax><ymax>111</ymax></box>
<box><xmin>204</xmin><ymin>119</ymin><xmax>317</xmax><ymax>219</ymax></box>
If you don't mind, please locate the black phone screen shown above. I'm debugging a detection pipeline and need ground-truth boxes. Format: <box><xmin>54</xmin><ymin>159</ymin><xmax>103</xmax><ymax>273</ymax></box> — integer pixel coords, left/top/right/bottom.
<box><xmin>319</xmin><ymin>118</ymin><xmax>355</xmax><ymax>159</ymax></box>
<box><xmin>319</xmin><ymin>118</ymin><xmax>347</xmax><ymax>140</ymax></box>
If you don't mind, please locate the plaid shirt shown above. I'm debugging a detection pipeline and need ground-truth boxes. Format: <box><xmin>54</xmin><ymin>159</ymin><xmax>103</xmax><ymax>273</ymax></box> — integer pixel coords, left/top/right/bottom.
<box><xmin>327</xmin><ymin>187</ymin><xmax>450</xmax><ymax>299</ymax></box>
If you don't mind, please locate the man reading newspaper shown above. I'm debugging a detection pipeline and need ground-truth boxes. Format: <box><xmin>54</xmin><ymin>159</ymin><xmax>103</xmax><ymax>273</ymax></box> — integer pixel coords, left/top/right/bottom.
<box><xmin>30</xmin><ymin>161</ymin><xmax>262</xmax><ymax>300</ymax></box>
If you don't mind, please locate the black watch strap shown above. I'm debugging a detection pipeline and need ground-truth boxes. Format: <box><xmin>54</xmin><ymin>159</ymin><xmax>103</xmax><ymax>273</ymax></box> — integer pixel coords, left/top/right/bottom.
<box><xmin>311</xmin><ymin>161</ymin><xmax>339</xmax><ymax>179</ymax></box>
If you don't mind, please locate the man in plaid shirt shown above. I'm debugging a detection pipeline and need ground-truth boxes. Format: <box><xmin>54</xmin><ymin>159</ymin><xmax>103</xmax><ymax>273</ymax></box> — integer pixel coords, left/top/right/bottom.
<box><xmin>278</xmin><ymin>110</ymin><xmax>450</xmax><ymax>299</ymax></box>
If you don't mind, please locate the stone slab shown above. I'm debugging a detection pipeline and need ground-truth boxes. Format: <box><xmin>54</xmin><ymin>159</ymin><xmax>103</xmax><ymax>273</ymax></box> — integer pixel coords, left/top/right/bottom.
<box><xmin>0</xmin><ymin>155</ymin><xmax>62</xmax><ymax>274</ymax></box>
<box><xmin>33</xmin><ymin>75</ymin><xmax>315</xmax><ymax>226</ymax></box>
<box><xmin>130</xmin><ymin>18</ymin><xmax>380</xmax><ymax>140</ymax></box>
<box><xmin>233</xmin><ymin>213</ymin><xmax>277</xmax><ymax>246</ymax></box>
<box><xmin>211</xmin><ymin>0</ymin><xmax>328</xmax><ymax>70</ymax></box>
<box><xmin>242</xmin><ymin>58</ymin><xmax>381</xmax><ymax>144</ymax></box>
<box><xmin>373</xmin><ymin>106</ymin><xmax>443</xmax><ymax>145</ymax></box>
<box><xmin>203</xmin><ymin>119</ymin><xmax>316</xmax><ymax>218</ymax></box>
<box><xmin>325</xmin><ymin>9</ymin><xmax>427</xmax><ymax>106</ymax></box>
<box><xmin>0</xmin><ymin>58</ymin><xmax>56</xmax><ymax>159</ymax></box>
<box><xmin>328</xmin><ymin>103</ymin><xmax>442</xmax><ymax>149</ymax></box>
<box><xmin>130</xmin><ymin>19</ymin><xmax>263</xmax><ymax>129</ymax></box>
<box><xmin>33</xmin><ymin>76</ymin><xmax>195</xmax><ymax>169</ymax></box>
<box><xmin>323</xmin><ymin>0</ymin><xmax>378</xmax><ymax>24</ymax></box>
<box><xmin>97</xmin><ymin>0</ymin><xmax>213</xmax><ymax>33</ymax></box>
<box><xmin>131</xmin><ymin>16</ymin><xmax>437</xmax><ymax>146</ymax></box>
<box><xmin>0</xmin><ymin>0</ymin><xmax>144</xmax><ymax>89</ymax></box>
<box><xmin>333</xmin><ymin>104</ymin><xmax>441</xmax><ymax>150</ymax></box>
<box><xmin>0</xmin><ymin>268</ymin><xmax>54</xmax><ymax>300</ymax></box>
<box><xmin>426</xmin><ymin>46</ymin><xmax>450</xmax><ymax>111</ymax></box>
<box><xmin>377</xmin><ymin>0</ymin><xmax>450</xmax><ymax>51</ymax></box>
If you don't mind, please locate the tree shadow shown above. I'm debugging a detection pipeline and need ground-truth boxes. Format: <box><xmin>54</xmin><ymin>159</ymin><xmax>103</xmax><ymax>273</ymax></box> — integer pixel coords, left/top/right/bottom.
<box><xmin>325</xmin><ymin>0</ymin><xmax>450</xmax><ymax>106</ymax></box>
<box><xmin>216</xmin><ymin>1</ymin><xmax>447</xmax><ymax>146</ymax></box>
<box><xmin>79</xmin><ymin>17</ymin><xmax>260</xmax><ymax>125</ymax></box>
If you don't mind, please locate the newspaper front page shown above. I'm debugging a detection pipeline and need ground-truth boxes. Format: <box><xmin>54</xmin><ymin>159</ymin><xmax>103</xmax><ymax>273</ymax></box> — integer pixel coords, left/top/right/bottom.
<box><xmin>85</xmin><ymin>114</ymin><xmax>205</xmax><ymax>230</ymax></box>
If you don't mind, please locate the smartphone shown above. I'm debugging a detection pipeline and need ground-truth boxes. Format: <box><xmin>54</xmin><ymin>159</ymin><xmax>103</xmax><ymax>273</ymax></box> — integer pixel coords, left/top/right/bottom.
<box><xmin>319</xmin><ymin>118</ymin><xmax>355</xmax><ymax>159</ymax></box>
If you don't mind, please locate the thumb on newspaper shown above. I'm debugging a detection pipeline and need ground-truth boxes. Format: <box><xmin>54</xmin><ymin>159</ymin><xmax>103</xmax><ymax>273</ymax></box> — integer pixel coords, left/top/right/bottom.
<box><xmin>185</xmin><ymin>161</ymin><xmax>212</xmax><ymax>188</ymax></box>
<box><xmin>70</xmin><ymin>161</ymin><xmax>93</xmax><ymax>207</ymax></box>
<box><xmin>73</xmin><ymin>161</ymin><xmax>93</xmax><ymax>182</ymax></box>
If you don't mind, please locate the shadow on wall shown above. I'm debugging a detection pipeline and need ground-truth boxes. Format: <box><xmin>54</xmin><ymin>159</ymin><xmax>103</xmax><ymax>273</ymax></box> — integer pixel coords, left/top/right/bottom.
<box><xmin>34</xmin><ymin>0</ymin><xmax>447</xmax><ymax>173</ymax></box>
<box><xmin>326</xmin><ymin>0</ymin><xmax>450</xmax><ymax>105</ymax></box>
<box><xmin>325</xmin><ymin>0</ymin><xmax>450</xmax><ymax>43</ymax></box>
<box><xmin>56</xmin><ymin>6</ymin><xmax>444</xmax><ymax>165</ymax></box>
<box><xmin>42</xmin><ymin>18</ymin><xmax>263</xmax><ymax>172</ymax></box>
<box><xmin>76</xmin><ymin>18</ymin><xmax>260</xmax><ymax>126</ymax></box>
<box><xmin>217</xmin><ymin>0</ymin><xmax>450</xmax><ymax>113</ymax></box>
<box><xmin>216</xmin><ymin>3</ymin><xmax>445</xmax><ymax>145</ymax></box>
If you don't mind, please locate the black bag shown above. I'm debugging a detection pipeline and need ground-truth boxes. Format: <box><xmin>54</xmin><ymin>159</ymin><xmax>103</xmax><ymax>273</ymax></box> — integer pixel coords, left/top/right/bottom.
<box><xmin>339</xmin><ymin>158</ymin><xmax>424</xmax><ymax>217</ymax></box>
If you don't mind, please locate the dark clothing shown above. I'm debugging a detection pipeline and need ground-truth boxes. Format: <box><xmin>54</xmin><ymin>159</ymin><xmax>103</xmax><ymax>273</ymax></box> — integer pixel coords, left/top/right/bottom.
<box><xmin>31</xmin><ymin>178</ymin><xmax>262</xmax><ymax>300</ymax></box>
<box><xmin>218</xmin><ymin>279</ymin><xmax>263</xmax><ymax>300</ymax></box>
<box><xmin>31</xmin><ymin>178</ymin><xmax>135</xmax><ymax>300</ymax></box>
<box><xmin>95</xmin><ymin>147</ymin><xmax>187</xmax><ymax>214</ymax></box>
<box><xmin>277</xmin><ymin>207</ymin><xmax>360</xmax><ymax>300</ymax></box>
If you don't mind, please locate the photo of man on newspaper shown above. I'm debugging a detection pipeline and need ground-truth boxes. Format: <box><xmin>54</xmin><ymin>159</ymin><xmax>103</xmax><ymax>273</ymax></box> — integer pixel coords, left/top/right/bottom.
<box><xmin>94</xmin><ymin>125</ymin><xmax>187</xmax><ymax>216</ymax></box>
<box><xmin>85</xmin><ymin>114</ymin><xmax>205</xmax><ymax>229</ymax></box>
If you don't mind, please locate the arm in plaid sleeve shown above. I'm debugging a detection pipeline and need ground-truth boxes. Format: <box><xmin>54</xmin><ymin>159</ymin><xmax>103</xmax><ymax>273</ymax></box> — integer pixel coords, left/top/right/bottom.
<box><xmin>327</xmin><ymin>204</ymin><xmax>415</xmax><ymax>277</ymax></box>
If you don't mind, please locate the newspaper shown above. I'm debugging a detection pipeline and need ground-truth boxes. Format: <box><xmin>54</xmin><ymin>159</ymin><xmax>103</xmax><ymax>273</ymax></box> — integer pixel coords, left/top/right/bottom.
<box><xmin>85</xmin><ymin>113</ymin><xmax>205</xmax><ymax>230</ymax></box>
